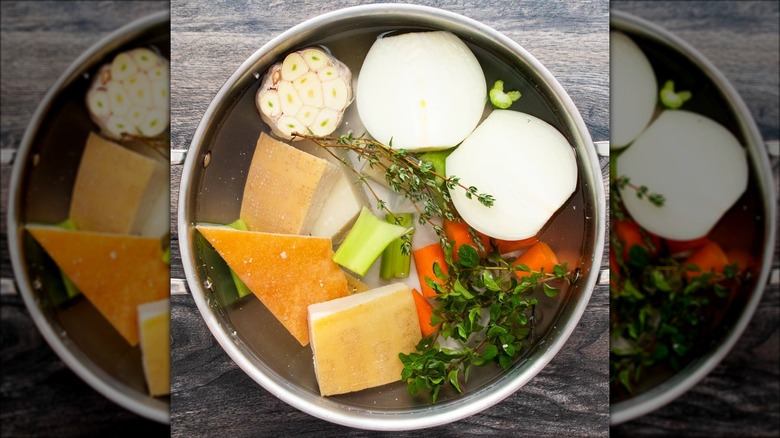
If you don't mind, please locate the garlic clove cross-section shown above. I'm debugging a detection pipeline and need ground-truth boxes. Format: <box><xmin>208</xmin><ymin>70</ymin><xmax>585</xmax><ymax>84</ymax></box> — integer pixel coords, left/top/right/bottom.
<box><xmin>86</xmin><ymin>47</ymin><xmax>170</xmax><ymax>141</ymax></box>
<box><xmin>256</xmin><ymin>47</ymin><xmax>352</xmax><ymax>141</ymax></box>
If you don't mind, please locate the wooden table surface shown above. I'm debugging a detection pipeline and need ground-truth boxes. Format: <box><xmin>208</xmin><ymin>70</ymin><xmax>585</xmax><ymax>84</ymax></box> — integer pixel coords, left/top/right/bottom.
<box><xmin>0</xmin><ymin>1</ymin><xmax>171</xmax><ymax>436</ymax></box>
<box><xmin>169</xmin><ymin>0</ymin><xmax>610</xmax><ymax>436</ymax></box>
<box><xmin>610</xmin><ymin>2</ymin><xmax>780</xmax><ymax>437</ymax></box>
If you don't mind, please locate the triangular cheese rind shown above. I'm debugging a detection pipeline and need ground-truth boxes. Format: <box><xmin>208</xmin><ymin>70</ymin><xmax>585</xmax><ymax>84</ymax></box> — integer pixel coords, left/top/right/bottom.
<box><xmin>26</xmin><ymin>225</ymin><xmax>169</xmax><ymax>346</ymax></box>
<box><xmin>196</xmin><ymin>225</ymin><xmax>348</xmax><ymax>345</ymax></box>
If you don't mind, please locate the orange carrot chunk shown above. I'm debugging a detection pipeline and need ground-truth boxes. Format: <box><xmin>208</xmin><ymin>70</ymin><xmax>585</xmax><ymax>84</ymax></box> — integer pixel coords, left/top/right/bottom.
<box><xmin>494</xmin><ymin>235</ymin><xmax>538</xmax><ymax>255</ymax></box>
<box><xmin>443</xmin><ymin>219</ymin><xmax>490</xmax><ymax>261</ymax></box>
<box><xmin>614</xmin><ymin>219</ymin><xmax>659</xmax><ymax>261</ymax></box>
<box><xmin>411</xmin><ymin>288</ymin><xmax>439</xmax><ymax>337</ymax></box>
<box><xmin>413</xmin><ymin>243</ymin><xmax>449</xmax><ymax>298</ymax></box>
<box><xmin>665</xmin><ymin>236</ymin><xmax>709</xmax><ymax>255</ymax></box>
<box><xmin>683</xmin><ymin>241</ymin><xmax>729</xmax><ymax>280</ymax></box>
<box><xmin>512</xmin><ymin>241</ymin><xmax>559</xmax><ymax>280</ymax></box>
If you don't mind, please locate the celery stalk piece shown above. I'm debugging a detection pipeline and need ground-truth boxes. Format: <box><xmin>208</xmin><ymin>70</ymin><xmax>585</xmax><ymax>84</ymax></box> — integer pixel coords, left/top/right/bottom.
<box><xmin>334</xmin><ymin>207</ymin><xmax>411</xmax><ymax>276</ymax></box>
<box><xmin>226</xmin><ymin>219</ymin><xmax>253</xmax><ymax>299</ymax></box>
<box><xmin>55</xmin><ymin>218</ymin><xmax>81</xmax><ymax>299</ymax></box>
<box><xmin>489</xmin><ymin>80</ymin><xmax>521</xmax><ymax>109</ymax></box>
<box><xmin>418</xmin><ymin>149</ymin><xmax>452</xmax><ymax>187</ymax></box>
<box><xmin>659</xmin><ymin>80</ymin><xmax>692</xmax><ymax>109</ymax></box>
<box><xmin>380</xmin><ymin>213</ymin><xmax>414</xmax><ymax>279</ymax></box>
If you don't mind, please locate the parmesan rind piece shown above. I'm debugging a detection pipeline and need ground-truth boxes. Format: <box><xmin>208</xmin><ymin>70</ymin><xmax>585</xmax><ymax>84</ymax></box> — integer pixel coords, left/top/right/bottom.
<box><xmin>308</xmin><ymin>283</ymin><xmax>421</xmax><ymax>396</ymax></box>
<box><xmin>196</xmin><ymin>226</ymin><xmax>349</xmax><ymax>345</ymax></box>
<box><xmin>240</xmin><ymin>133</ymin><xmax>340</xmax><ymax>235</ymax></box>
<box><xmin>69</xmin><ymin>132</ymin><xmax>167</xmax><ymax>237</ymax></box>
<box><xmin>138</xmin><ymin>299</ymin><xmax>170</xmax><ymax>397</ymax></box>
<box><xmin>25</xmin><ymin>226</ymin><xmax>169</xmax><ymax>346</ymax></box>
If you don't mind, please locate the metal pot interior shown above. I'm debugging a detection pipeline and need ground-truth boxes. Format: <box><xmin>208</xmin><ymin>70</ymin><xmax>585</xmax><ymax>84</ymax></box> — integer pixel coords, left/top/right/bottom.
<box><xmin>610</xmin><ymin>11</ymin><xmax>775</xmax><ymax>424</ymax></box>
<box><xmin>8</xmin><ymin>12</ymin><xmax>170</xmax><ymax>424</ymax></box>
<box><xmin>180</xmin><ymin>5</ymin><xmax>604</xmax><ymax>429</ymax></box>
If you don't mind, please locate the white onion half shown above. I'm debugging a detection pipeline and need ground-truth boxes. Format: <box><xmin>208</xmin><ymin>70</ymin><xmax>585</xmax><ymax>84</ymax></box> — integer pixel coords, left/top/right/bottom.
<box><xmin>446</xmin><ymin>110</ymin><xmax>578</xmax><ymax>240</ymax></box>
<box><xmin>356</xmin><ymin>31</ymin><xmax>486</xmax><ymax>151</ymax></box>
<box><xmin>617</xmin><ymin>110</ymin><xmax>748</xmax><ymax>240</ymax></box>
<box><xmin>611</xmin><ymin>31</ymin><xmax>657</xmax><ymax>149</ymax></box>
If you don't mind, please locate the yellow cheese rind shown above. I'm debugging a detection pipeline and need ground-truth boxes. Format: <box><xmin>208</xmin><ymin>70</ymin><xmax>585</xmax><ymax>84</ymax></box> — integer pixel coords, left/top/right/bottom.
<box><xmin>239</xmin><ymin>133</ymin><xmax>339</xmax><ymax>234</ymax></box>
<box><xmin>196</xmin><ymin>225</ymin><xmax>349</xmax><ymax>345</ymax></box>
<box><xmin>138</xmin><ymin>299</ymin><xmax>170</xmax><ymax>397</ymax></box>
<box><xmin>69</xmin><ymin>132</ymin><xmax>167</xmax><ymax>236</ymax></box>
<box><xmin>308</xmin><ymin>283</ymin><xmax>421</xmax><ymax>396</ymax></box>
<box><xmin>26</xmin><ymin>226</ymin><xmax>169</xmax><ymax>346</ymax></box>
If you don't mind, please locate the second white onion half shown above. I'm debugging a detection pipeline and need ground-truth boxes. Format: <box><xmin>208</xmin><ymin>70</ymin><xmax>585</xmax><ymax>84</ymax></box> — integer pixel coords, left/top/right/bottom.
<box><xmin>446</xmin><ymin>110</ymin><xmax>578</xmax><ymax>241</ymax></box>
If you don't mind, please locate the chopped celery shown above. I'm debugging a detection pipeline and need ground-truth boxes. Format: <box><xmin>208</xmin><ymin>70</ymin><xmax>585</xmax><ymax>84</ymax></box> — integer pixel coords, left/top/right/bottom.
<box><xmin>334</xmin><ymin>207</ymin><xmax>411</xmax><ymax>276</ymax></box>
<box><xmin>380</xmin><ymin>213</ymin><xmax>414</xmax><ymax>279</ymax></box>
<box><xmin>418</xmin><ymin>149</ymin><xmax>452</xmax><ymax>187</ymax></box>
<box><xmin>659</xmin><ymin>80</ymin><xmax>692</xmax><ymax>109</ymax></box>
<box><xmin>489</xmin><ymin>80</ymin><xmax>521</xmax><ymax>109</ymax></box>
<box><xmin>55</xmin><ymin>218</ymin><xmax>81</xmax><ymax>299</ymax></box>
<box><xmin>226</xmin><ymin>218</ymin><xmax>253</xmax><ymax>299</ymax></box>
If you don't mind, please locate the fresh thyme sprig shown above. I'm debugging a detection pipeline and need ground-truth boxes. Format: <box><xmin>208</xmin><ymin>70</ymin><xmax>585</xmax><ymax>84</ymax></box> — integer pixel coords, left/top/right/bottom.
<box><xmin>615</xmin><ymin>175</ymin><xmax>665</xmax><ymax>207</ymax></box>
<box><xmin>400</xmin><ymin>243</ymin><xmax>579</xmax><ymax>403</ymax></box>
<box><xmin>610</xmin><ymin>235</ymin><xmax>742</xmax><ymax>397</ymax></box>
<box><xmin>292</xmin><ymin>131</ymin><xmax>495</xmax><ymax>252</ymax></box>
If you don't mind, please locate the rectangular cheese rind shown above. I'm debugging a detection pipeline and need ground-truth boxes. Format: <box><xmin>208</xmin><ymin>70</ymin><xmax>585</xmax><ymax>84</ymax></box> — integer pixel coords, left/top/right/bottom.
<box><xmin>240</xmin><ymin>133</ymin><xmax>339</xmax><ymax>235</ymax></box>
<box><xmin>69</xmin><ymin>132</ymin><xmax>167</xmax><ymax>236</ymax></box>
<box><xmin>308</xmin><ymin>283</ymin><xmax>421</xmax><ymax>396</ymax></box>
<box><xmin>26</xmin><ymin>225</ymin><xmax>170</xmax><ymax>346</ymax></box>
<box><xmin>195</xmin><ymin>225</ymin><xmax>349</xmax><ymax>345</ymax></box>
<box><xmin>138</xmin><ymin>299</ymin><xmax>170</xmax><ymax>397</ymax></box>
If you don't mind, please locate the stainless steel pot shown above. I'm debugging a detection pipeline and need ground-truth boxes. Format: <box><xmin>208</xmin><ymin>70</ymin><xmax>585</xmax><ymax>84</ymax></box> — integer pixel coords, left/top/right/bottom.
<box><xmin>610</xmin><ymin>10</ymin><xmax>777</xmax><ymax>425</ymax></box>
<box><xmin>7</xmin><ymin>11</ymin><xmax>170</xmax><ymax>424</ymax></box>
<box><xmin>178</xmin><ymin>4</ymin><xmax>605</xmax><ymax>430</ymax></box>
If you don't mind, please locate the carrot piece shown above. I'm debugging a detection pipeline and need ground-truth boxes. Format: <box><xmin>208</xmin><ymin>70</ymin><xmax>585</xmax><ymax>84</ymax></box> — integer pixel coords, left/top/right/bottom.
<box><xmin>614</xmin><ymin>219</ymin><xmax>659</xmax><ymax>261</ymax></box>
<box><xmin>443</xmin><ymin>219</ymin><xmax>490</xmax><ymax>261</ymax></box>
<box><xmin>512</xmin><ymin>241</ymin><xmax>560</xmax><ymax>280</ymax></box>
<box><xmin>609</xmin><ymin>244</ymin><xmax>620</xmax><ymax>288</ymax></box>
<box><xmin>411</xmin><ymin>288</ymin><xmax>439</xmax><ymax>337</ymax></box>
<box><xmin>683</xmin><ymin>241</ymin><xmax>729</xmax><ymax>280</ymax></box>
<box><xmin>413</xmin><ymin>243</ymin><xmax>449</xmax><ymax>298</ymax></box>
<box><xmin>494</xmin><ymin>236</ymin><xmax>538</xmax><ymax>254</ymax></box>
<box><xmin>665</xmin><ymin>236</ymin><xmax>709</xmax><ymax>255</ymax></box>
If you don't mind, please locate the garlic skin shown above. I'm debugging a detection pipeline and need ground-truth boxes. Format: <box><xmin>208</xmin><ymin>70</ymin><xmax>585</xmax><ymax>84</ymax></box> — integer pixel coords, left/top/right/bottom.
<box><xmin>256</xmin><ymin>47</ymin><xmax>352</xmax><ymax>140</ymax></box>
<box><xmin>86</xmin><ymin>47</ymin><xmax>169</xmax><ymax>140</ymax></box>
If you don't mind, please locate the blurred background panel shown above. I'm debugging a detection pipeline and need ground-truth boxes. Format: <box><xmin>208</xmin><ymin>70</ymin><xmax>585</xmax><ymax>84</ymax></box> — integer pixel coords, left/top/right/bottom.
<box><xmin>610</xmin><ymin>1</ymin><xmax>779</xmax><ymax>436</ymax></box>
<box><xmin>1</xmin><ymin>1</ymin><xmax>170</xmax><ymax>435</ymax></box>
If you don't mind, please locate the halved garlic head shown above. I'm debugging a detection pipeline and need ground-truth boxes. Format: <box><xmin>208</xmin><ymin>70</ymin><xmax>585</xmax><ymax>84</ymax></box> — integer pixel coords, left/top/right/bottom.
<box><xmin>86</xmin><ymin>47</ymin><xmax>169</xmax><ymax>140</ymax></box>
<box><xmin>256</xmin><ymin>47</ymin><xmax>352</xmax><ymax>140</ymax></box>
